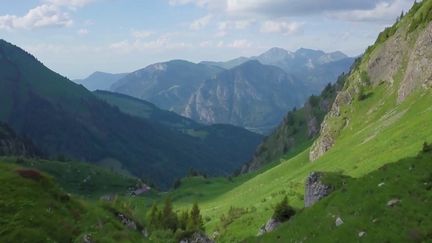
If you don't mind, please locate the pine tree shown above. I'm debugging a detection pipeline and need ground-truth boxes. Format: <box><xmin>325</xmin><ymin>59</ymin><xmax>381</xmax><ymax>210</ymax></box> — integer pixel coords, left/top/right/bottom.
<box><xmin>188</xmin><ymin>202</ymin><xmax>204</xmax><ymax>232</ymax></box>
<box><xmin>178</xmin><ymin>210</ymin><xmax>189</xmax><ymax>230</ymax></box>
<box><xmin>162</xmin><ymin>197</ymin><xmax>178</xmax><ymax>232</ymax></box>
<box><xmin>148</xmin><ymin>203</ymin><xmax>160</xmax><ymax>229</ymax></box>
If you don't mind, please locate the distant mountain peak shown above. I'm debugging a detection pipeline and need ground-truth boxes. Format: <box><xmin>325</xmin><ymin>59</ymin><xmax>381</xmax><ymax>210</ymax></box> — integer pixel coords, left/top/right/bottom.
<box><xmin>295</xmin><ymin>48</ymin><xmax>326</xmax><ymax>57</ymax></box>
<box><xmin>259</xmin><ymin>47</ymin><xmax>294</xmax><ymax>60</ymax></box>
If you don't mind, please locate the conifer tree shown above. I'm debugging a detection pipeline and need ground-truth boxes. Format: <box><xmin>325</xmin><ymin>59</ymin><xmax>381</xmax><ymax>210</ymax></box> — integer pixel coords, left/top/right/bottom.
<box><xmin>162</xmin><ymin>197</ymin><xmax>178</xmax><ymax>231</ymax></box>
<box><xmin>188</xmin><ymin>202</ymin><xmax>204</xmax><ymax>232</ymax></box>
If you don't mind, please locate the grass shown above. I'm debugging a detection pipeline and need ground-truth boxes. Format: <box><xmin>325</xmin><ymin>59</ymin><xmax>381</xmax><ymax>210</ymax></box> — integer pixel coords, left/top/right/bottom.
<box><xmin>1</xmin><ymin>157</ymin><xmax>139</xmax><ymax>198</ymax></box>
<box><xmin>152</xmin><ymin>3</ymin><xmax>432</xmax><ymax>238</ymax></box>
<box><xmin>154</xmin><ymin>82</ymin><xmax>432</xmax><ymax>242</ymax></box>
<box><xmin>0</xmin><ymin>161</ymin><xmax>147</xmax><ymax>243</ymax></box>
<box><xmin>252</xmin><ymin>150</ymin><xmax>432</xmax><ymax>242</ymax></box>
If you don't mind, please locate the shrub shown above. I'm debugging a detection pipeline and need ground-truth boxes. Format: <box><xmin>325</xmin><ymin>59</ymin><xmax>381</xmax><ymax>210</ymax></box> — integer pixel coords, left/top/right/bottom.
<box><xmin>423</xmin><ymin>142</ymin><xmax>432</xmax><ymax>153</ymax></box>
<box><xmin>15</xmin><ymin>169</ymin><xmax>43</xmax><ymax>181</ymax></box>
<box><xmin>272</xmin><ymin>196</ymin><xmax>296</xmax><ymax>222</ymax></box>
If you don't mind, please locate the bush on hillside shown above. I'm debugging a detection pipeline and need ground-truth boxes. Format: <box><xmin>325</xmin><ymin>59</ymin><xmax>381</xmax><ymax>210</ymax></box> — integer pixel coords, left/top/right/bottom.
<box><xmin>423</xmin><ymin>142</ymin><xmax>432</xmax><ymax>153</ymax></box>
<box><xmin>272</xmin><ymin>196</ymin><xmax>296</xmax><ymax>222</ymax></box>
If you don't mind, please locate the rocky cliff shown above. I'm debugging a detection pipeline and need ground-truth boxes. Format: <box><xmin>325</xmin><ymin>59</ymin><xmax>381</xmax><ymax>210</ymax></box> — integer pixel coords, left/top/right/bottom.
<box><xmin>241</xmin><ymin>74</ymin><xmax>347</xmax><ymax>173</ymax></box>
<box><xmin>310</xmin><ymin>1</ymin><xmax>432</xmax><ymax>161</ymax></box>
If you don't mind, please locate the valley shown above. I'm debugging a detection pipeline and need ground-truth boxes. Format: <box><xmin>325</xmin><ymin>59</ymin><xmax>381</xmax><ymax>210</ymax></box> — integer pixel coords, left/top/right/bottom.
<box><xmin>1</xmin><ymin>0</ymin><xmax>432</xmax><ymax>242</ymax></box>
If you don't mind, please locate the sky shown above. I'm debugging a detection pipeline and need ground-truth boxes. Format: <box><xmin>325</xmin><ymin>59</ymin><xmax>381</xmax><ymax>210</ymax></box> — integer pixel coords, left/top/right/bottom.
<box><xmin>0</xmin><ymin>0</ymin><xmax>415</xmax><ymax>79</ymax></box>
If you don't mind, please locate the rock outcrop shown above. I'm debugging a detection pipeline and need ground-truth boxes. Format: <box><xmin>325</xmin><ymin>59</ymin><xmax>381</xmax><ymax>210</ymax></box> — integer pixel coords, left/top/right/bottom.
<box><xmin>309</xmin><ymin>17</ymin><xmax>432</xmax><ymax>162</ymax></box>
<box><xmin>304</xmin><ymin>172</ymin><xmax>332</xmax><ymax>207</ymax></box>
<box><xmin>179</xmin><ymin>232</ymin><xmax>214</xmax><ymax>243</ymax></box>
<box><xmin>257</xmin><ymin>218</ymin><xmax>282</xmax><ymax>236</ymax></box>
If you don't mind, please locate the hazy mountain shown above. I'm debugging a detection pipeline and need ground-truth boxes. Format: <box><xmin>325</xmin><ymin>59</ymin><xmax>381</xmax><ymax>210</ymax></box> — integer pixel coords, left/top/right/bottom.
<box><xmin>111</xmin><ymin>60</ymin><xmax>223</xmax><ymax>112</ymax></box>
<box><xmin>110</xmin><ymin>49</ymin><xmax>353</xmax><ymax>133</ymax></box>
<box><xmin>0</xmin><ymin>39</ymin><xmax>261</xmax><ymax>188</ymax></box>
<box><xmin>74</xmin><ymin>71</ymin><xmax>127</xmax><ymax>91</ymax></box>
<box><xmin>200</xmin><ymin>57</ymin><xmax>249</xmax><ymax>69</ymax></box>
<box><xmin>183</xmin><ymin>61</ymin><xmax>309</xmax><ymax>133</ymax></box>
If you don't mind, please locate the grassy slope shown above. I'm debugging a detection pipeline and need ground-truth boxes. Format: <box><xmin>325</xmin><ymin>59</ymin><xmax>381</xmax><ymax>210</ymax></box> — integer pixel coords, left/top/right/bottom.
<box><xmin>160</xmin><ymin>2</ymin><xmax>432</xmax><ymax>241</ymax></box>
<box><xmin>253</xmin><ymin>150</ymin><xmax>432</xmax><ymax>242</ymax></box>
<box><xmin>1</xmin><ymin>157</ymin><xmax>139</xmax><ymax>197</ymax></box>
<box><xmin>160</xmin><ymin>88</ymin><xmax>432</xmax><ymax>242</ymax></box>
<box><xmin>0</xmin><ymin>161</ymin><xmax>146</xmax><ymax>243</ymax></box>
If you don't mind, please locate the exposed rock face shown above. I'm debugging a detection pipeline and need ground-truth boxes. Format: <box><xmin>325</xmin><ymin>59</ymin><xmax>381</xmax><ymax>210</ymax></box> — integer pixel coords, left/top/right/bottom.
<box><xmin>304</xmin><ymin>172</ymin><xmax>332</xmax><ymax>207</ymax></box>
<box><xmin>180</xmin><ymin>232</ymin><xmax>214</xmax><ymax>243</ymax></box>
<box><xmin>309</xmin><ymin>87</ymin><xmax>354</xmax><ymax>161</ymax></box>
<box><xmin>242</xmin><ymin>80</ymin><xmax>344</xmax><ymax>173</ymax></box>
<box><xmin>183</xmin><ymin>60</ymin><xmax>308</xmax><ymax>134</ymax></box>
<box><xmin>309</xmin><ymin>19</ymin><xmax>432</xmax><ymax>162</ymax></box>
<box><xmin>257</xmin><ymin>218</ymin><xmax>282</xmax><ymax>236</ymax></box>
<box><xmin>398</xmin><ymin>23</ymin><xmax>432</xmax><ymax>102</ymax></box>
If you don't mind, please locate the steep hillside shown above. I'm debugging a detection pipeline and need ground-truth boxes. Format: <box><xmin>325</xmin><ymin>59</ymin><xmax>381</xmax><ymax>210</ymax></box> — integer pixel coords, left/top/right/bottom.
<box><xmin>310</xmin><ymin>0</ymin><xmax>432</xmax><ymax>161</ymax></box>
<box><xmin>242</xmin><ymin>73</ymin><xmax>348</xmax><ymax>172</ymax></box>
<box><xmin>253</xmin><ymin>149</ymin><xmax>432</xmax><ymax>242</ymax></box>
<box><xmin>74</xmin><ymin>71</ymin><xmax>127</xmax><ymax>91</ymax></box>
<box><xmin>94</xmin><ymin>90</ymin><xmax>198</xmax><ymax>130</ymax></box>
<box><xmin>94</xmin><ymin>90</ymin><xmax>263</xmax><ymax>173</ymax></box>
<box><xmin>111</xmin><ymin>60</ymin><xmax>223</xmax><ymax>112</ymax></box>
<box><xmin>0</xmin><ymin>161</ymin><xmax>146</xmax><ymax>242</ymax></box>
<box><xmin>0</xmin><ymin>122</ymin><xmax>41</xmax><ymax>157</ymax></box>
<box><xmin>183</xmin><ymin>61</ymin><xmax>308</xmax><ymax>134</ymax></box>
<box><xmin>0</xmin><ymin>40</ymin><xmax>260</xmax><ymax>188</ymax></box>
<box><xmin>161</xmin><ymin>1</ymin><xmax>432</xmax><ymax>241</ymax></box>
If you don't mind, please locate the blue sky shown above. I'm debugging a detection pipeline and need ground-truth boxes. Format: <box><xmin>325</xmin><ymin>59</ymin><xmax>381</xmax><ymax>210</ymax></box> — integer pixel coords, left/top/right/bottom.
<box><xmin>0</xmin><ymin>0</ymin><xmax>414</xmax><ymax>79</ymax></box>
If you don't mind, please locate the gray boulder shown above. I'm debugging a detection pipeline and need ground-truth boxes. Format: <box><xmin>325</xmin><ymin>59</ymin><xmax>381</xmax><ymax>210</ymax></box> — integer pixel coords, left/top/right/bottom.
<box><xmin>304</xmin><ymin>172</ymin><xmax>332</xmax><ymax>207</ymax></box>
<box><xmin>257</xmin><ymin>218</ymin><xmax>282</xmax><ymax>236</ymax></box>
<box><xmin>180</xmin><ymin>232</ymin><xmax>214</xmax><ymax>243</ymax></box>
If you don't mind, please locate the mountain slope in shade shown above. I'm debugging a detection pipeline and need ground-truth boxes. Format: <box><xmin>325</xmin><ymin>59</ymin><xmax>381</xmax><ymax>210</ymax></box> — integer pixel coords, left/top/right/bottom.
<box><xmin>0</xmin><ymin>122</ymin><xmax>42</xmax><ymax>157</ymax></box>
<box><xmin>74</xmin><ymin>71</ymin><xmax>127</xmax><ymax>91</ymax></box>
<box><xmin>95</xmin><ymin>90</ymin><xmax>263</xmax><ymax>166</ymax></box>
<box><xmin>183</xmin><ymin>60</ymin><xmax>309</xmax><ymax>134</ymax></box>
<box><xmin>0</xmin><ymin>39</ymin><xmax>261</xmax><ymax>188</ymax></box>
<box><xmin>111</xmin><ymin>60</ymin><xmax>223</xmax><ymax>112</ymax></box>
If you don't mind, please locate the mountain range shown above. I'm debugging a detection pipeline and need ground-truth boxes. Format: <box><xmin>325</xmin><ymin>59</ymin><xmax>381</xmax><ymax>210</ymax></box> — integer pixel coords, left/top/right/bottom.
<box><xmin>74</xmin><ymin>71</ymin><xmax>127</xmax><ymax>91</ymax></box>
<box><xmin>110</xmin><ymin>48</ymin><xmax>354</xmax><ymax>133</ymax></box>
<box><xmin>0</xmin><ymin>40</ymin><xmax>262</xmax><ymax>188</ymax></box>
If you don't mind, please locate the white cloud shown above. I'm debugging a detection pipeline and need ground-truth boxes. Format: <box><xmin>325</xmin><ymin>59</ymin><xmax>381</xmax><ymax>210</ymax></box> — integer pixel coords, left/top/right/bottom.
<box><xmin>227</xmin><ymin>39</ymin><xmax>253</xmax><ymax>48</ymax></box>
<box><xmin>260</xmin><ymin>20</ymin><xmax>301</xmax><ymax>35</ymax></box>
<box><xmin>132</xmin><ymin>30</ymin><xmax>153</xmax><ymax>39</ymax></box>
<box><xmin>46</xmin><ymin>0</ymin><xmax>94</xmax><ymax>8</ymax></box>
<box><xmin>190</xmin><ymin>15</ymin><xmax>213</xmax><ymax>30</ymax></box>
<box><xmin>330</xmin><ymin>0</ymin><xmax>412</xmax><ymax>22</ymax></box>
<box><xmin>218</xmin><ymin>19</ymin><xmax>254</xmax><ymax>31</ymax></box>
<box><xmin>0</xmin><ymin>0</ymin><xmax>94</xmax><ymax>30</ymax></box>
<box><xmin>169</xmin><ymin>0</ymin><xmax>411</xmax><ymax>23</ymax></box>
<box><xmin>77</xmin><ymin>28</ymin><xmax>89</xmax><ymax>35</ymax></box>
<box><xmin>168</xmin><ymin>0</ymin><xmax>224</xmax><ymax>9</ymax></box>
<box><xmin>109</xmin><ymin>34</ymin><xmax>192</xmax><ymax>53</ymax></box>
<box><xmin>0</xmin><ymin>4</ymin><xmax>73</xmax><ymax>30</ymax></box>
